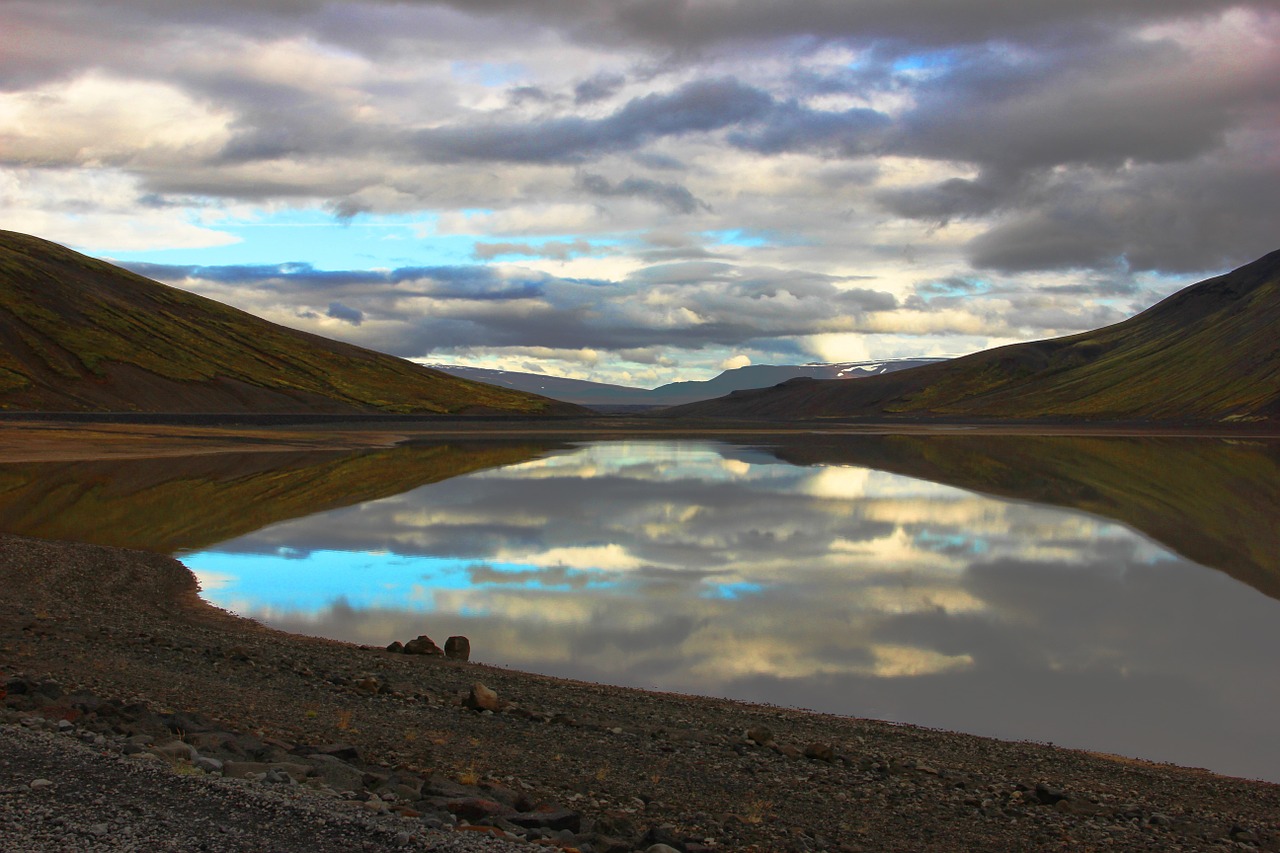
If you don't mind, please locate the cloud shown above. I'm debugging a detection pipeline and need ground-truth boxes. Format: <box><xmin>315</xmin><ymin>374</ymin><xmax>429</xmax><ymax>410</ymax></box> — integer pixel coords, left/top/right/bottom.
<box><xmin>325</xmin><ymin>301</ymin><xmax>363</xmax><ymax>325</ymax></box>
<box><xmin>573</xmin><ymin>72</ymin><xmax>626</xmax><ymax>104</ymax></box>
<box><xmin>472</xmin><ymin>239</ymin><xmax>599</xmax><ymax>260</ymax></box>
<box><xmin>2</xmin><ymin>0</ymin><xmax>1278</xmax><ymax>379</ymax></box>
<box><xmin>410</xmin><ymin>78</ymin><xmax>775</xmax><ymax>164</ymax></box>
<box><xmin>577</xmin><ymin>172</ymin><xmax>710</xmax><ymax>214</ymax></box>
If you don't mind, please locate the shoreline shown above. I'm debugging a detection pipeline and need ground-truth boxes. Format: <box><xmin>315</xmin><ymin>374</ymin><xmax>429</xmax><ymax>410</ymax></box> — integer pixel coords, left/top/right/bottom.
<box><xmin>0</xmin><ymin>416</ymin><xmax>1276</xmax><ymax>463</ymax></box>
<box><xmin>3</xmin><ymin>423</ymin><xmax>1280</xmax><ymax>850</ymax></box>
<box><xmin>5</xmin><ymin>530</ymin><xmax>1280</xmax><ymax>851</ymax></box>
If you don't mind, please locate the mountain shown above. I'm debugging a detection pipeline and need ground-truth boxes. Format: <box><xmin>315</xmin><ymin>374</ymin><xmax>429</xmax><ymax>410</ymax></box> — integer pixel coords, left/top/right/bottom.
<box><xmin>0</xmin><ymin>231</ymin><xmax>582</xmax><ymax>415</ymax></box>
<box><xmin>429</xmin><ymin>359</ymin><xmax>946</xmax><ymax>409</ymax></box>
<box><xmin>669</xmin><ymin>250</ymin><xmax>1280</xmax><ymax>423</ymax></box>
<box><xmin>423</xmin><ymin>365</ymin><xmax>653</xmax><ymax>408</ymax></box>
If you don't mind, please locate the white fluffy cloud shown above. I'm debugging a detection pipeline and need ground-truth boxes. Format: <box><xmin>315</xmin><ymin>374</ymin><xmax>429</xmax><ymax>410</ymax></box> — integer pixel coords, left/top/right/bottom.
<box><xmin>1</xmin><ymin>0</ymin><xmax>1277</xmax><ymax>381</ymax></box>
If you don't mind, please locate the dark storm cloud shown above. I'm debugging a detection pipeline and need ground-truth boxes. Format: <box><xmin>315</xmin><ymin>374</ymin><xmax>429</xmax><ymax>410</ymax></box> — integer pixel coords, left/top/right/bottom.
<box><xmin>893</xmin><ymin>37</ymin><xmax>1273</xmax><ymax>173</ymax></box>
<box><xmin>325</xmin><ymin>301</ymin><xmax>363</xmax><ymax>325</ymax></box>
<box><xmin>966</xmin><ymin>158</ymin><xmax>1280</xmax><ymax>274</ymax></box>
<box><xmin>573</xmin><ymin>72</ymin><xmax>626</xmax><ymax>104</ymax></box>
<box><xmin>577</xmin><ymin>172</ymin><xmax>709</xmax><ymax>214</ymax></box>
<box><xmin>411</xmin><ymin>78</ymin><xmax>774</xmax><ymax>163</ymax></box>
<box><xmin>135</xmin><ymin>258</ymin><xmax>896</xmax><ymax>358</ymax></box>
<box><xmin>122</xmin><ymin>261</ymin><xmax>548</xmax><ymax>300</ymax></box>
<box><xmin>727</xmin><ymin>102</ymin><xmax>891</xmax><ymax>156</ymax></box>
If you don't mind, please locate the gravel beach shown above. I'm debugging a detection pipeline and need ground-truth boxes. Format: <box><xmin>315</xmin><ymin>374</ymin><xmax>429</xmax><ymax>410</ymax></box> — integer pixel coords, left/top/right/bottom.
<box><xmin>3</xmin><ymin>529</ymin><xmax>1280</xmax><ymax>852</ymax></box>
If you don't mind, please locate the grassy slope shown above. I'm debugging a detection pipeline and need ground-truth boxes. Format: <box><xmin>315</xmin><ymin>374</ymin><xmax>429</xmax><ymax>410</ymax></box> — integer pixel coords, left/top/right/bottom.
<box><xmin>0</xmin><ymin>231</ymin><xmax>581</xmax><ymax>415</ymax></box>
<box><xmin>0</xmin><ymin>441</ymin><xmax>558</xmax><ymax>553</ymax></box>
<box><xmin>771</xmin><ymin>435</ymin><xmax>1280</xmax><ymax>601</ymax></box>
<box><xmin>671</xmin><ymin>250</ymin><xmax>1280</xmax><ymax>422</ymax></box>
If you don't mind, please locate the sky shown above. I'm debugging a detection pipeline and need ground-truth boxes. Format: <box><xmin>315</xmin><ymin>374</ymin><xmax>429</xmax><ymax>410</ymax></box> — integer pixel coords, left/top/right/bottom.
<box><xmin>2</xmin><ymin>1</ymin><xmax>1278</xmax><ymax>386</ymax></box>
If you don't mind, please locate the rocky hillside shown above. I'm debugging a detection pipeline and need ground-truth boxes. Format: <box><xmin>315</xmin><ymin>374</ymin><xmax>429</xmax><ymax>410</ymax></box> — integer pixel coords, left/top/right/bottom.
<box><xmin>0</xmin><ymin>231</ymin><xmax>582</xmax><ymax>415</ymax></box>
<box><xmin>670</xmin><ymin>251</ymin><xmax>1280</xmax><ymax>423</ymax></box>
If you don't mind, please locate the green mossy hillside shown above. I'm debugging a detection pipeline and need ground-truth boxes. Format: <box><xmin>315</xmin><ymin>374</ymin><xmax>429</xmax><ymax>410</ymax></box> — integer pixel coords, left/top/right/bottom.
<box><xmin>0</xmin><ymin>231</ymin><xmax>582</xmax><ymax>415</ymax></box>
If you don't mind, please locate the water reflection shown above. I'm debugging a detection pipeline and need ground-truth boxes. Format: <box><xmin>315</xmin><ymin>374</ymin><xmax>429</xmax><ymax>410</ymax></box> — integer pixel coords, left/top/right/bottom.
<box><xmin>0</xmin><ymin>441</ymin><xmax>558</xmax><ymax>552</ymax></box>
<box><xmin>177</xmin><ymin>439</ymin><xmax>1280</xmax><ymax>783</ymax></box>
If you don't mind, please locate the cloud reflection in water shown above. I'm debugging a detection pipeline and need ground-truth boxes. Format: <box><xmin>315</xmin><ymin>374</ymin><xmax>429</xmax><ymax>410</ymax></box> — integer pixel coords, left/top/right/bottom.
<box><xmin>185</xmin><ymin>440</ymin><xmax>1280</xmax><ymax>783</ymax></box>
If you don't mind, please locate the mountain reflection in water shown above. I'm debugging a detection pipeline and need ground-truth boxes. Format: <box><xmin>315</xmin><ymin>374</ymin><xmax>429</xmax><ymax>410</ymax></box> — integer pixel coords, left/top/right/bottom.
<box><xmin>0</xmin><ymin>435</ymin><xmax>1277</xmax><ymax>783</ymax></box>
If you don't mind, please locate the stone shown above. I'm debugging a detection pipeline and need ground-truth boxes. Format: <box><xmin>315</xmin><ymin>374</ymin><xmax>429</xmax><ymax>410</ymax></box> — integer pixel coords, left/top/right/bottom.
<box><xmin>263</xmin><ymin>768</ymin><xmax>296</xmax><ymax>785</ymax></box>
<box><xmin>403</xmin><ymin>635</ymin><xmax>444</xmax><ymax>656</ymax></box>
<box><xmin>151</xmin><ymin>740</ymin><xmax>199</xmax><ymax>762</ymax></box>
<box><xmin>745</xmin><ymin>726</ymin><xmax>773</xmax><ymax>745</ymax></box>
<box><xmin>463</xmin><ymin>682</ymin><xmax>502</xmax><ymax>712</ymax></box>
<box><xmin>803</xmin><ymin>742</ymin><xmax>835</xmax><ymax>762</ymax></box>
<box><xmin>774</xmin><ymin>743</ymin><xmax>802</xmax><ymax>759</ymax></box>
<box><xmin>222</xmin><ymin>760</ymin><xmax>311</xmax><ymax>781</ymax></box>
<box><xmin>444</xmin><ymin>636</ymin><xmax>471</xmax><ymax>661</ymax></box>
<box><xmin>1034</xmin><ymin>782</ymin><xmax>1067</xmax><ymax>805</ymax></box>
<box><xmin>292</xmin><ymin>742</ymin><xmax>361</xmax><ymax>763</ymax></box>
<box><xmin>641</xmin><ymin>825</ymin><xmax>686</xmax><ymax>850</ymax></box>
<box><xmin>593</xmin><ymin>812</ymin><xmax>639</xmax><ymax>840</ymax></box>
<box><xmin>386</xmin><ymin>641</ymin><xmax>404</xmax><ymax>653</ymax></box>
<box><xmin>28</xmin><ymin>779</ymin><xmax>53</xmax><ymax>790</ymax></box>
<box><xmin>644</xmin><ymin>843</ymin><xmax>683</xmax><ymax>853</ymax></box>
<box><xmin>195</xmin><ymin>757</ymin><xmax>224</xmax><ymax>774</ymax></box>
<box><xmin>508</xmin><ymin>809</ymin><xmax>581</xmax><ymax>833</ymax></box>
<box><xmin>444</xmin><ymin>798</ymin><xmax>512</xmax><ymax>821</ymax></box>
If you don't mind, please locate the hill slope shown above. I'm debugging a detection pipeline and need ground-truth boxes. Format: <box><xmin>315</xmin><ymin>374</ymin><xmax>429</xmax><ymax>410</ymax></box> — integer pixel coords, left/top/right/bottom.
<box><xmin>0</xmin><ymin>231</ymin><xmax>581</xmax><ymax>415</ymax></box>
<box><xmin>670</xmin><ymin>251</ymin><xmax>1280</xmax><ymax>423</ymax></box>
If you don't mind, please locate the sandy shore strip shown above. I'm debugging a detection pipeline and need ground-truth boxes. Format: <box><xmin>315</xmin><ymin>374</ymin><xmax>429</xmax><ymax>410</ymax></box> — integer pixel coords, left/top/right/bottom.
<box><xmin>3</xmin><ymin>528</ymin><xmax>1280</xmax><ymax>852</ymax></box>
<box><xmin>1</xmin><ymin>415</ymin><xmax>1278</xmax><ymax>463</ymax></box>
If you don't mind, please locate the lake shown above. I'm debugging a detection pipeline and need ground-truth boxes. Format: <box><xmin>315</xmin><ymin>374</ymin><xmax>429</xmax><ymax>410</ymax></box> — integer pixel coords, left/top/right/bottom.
<box><xmin>2</xmin><ymin>433</ymin><xmax>1277</xmax><ymax>782</ymax></box>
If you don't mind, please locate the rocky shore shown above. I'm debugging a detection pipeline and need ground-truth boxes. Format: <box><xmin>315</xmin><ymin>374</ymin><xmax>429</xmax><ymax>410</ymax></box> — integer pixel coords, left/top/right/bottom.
<box><xmin>3</xmin><ymin>532</ymin><xmax>1280</xmax><ymax>852</ymax></box>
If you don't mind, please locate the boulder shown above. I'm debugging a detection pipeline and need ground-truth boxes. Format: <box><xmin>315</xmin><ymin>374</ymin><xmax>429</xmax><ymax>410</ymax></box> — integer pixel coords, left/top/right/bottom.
<box><xmin>403</xmin><ymin>635</ymin><xmax>444</xmax><ymax>656</ymax></box>
<box><xmin>463</xmin><ymin>682</ymin><xmax>502</xmax><ymax>712</ymax></box>
<box><xmin>803</xmin><ymin>742</ymin><xmax>834</xmax><ymax>762</ymax></box>
<box><xmin>444</xmin><ymin>636</ymin><xmax>471</xmax><ymax>661</ymax></box>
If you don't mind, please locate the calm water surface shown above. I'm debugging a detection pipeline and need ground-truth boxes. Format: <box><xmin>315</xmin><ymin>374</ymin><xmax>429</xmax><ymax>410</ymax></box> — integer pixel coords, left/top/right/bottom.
<box><xmin>1</xmin><ymin>435</ymin><xmax>1277</xmax><ymax>782</ymax></box>
<box><xmin>168</xmin><ymin>438</ymin><xmax>1280</xmax><ymax>784</ymax></box>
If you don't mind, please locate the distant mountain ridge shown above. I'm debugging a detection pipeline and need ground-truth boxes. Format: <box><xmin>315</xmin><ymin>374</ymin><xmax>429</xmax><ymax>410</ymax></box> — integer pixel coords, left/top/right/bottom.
<box><xmin>670</xmin><ymin>250</ymin><xmax>1280</xmax><ymax>424</ymax></box>
<box><xmin>0</xmin><ymin>231</ymin><xmax>581</xmax><ymax>415</ymax></box>
<box><xmin>429</xmin><ymin>359</ymin><xmax>947</xmax><ymax>408</ymax></box>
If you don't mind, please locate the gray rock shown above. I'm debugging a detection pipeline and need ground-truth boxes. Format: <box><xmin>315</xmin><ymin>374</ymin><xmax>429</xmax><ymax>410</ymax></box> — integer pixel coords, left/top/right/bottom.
<box><xmin>403</xmin><ymin>635</ymin><xmax>443</xmax><ymax>656</ymax></box>
<box><xmin>463</xmin><ymin>682</ymin><xmax>502</xmax><ymax>712</ymax></box>
<box><xmin>29</xmin><ymin>778</ymin><xmax>54</xmax><ymax>790</ymax></box>
<box><xmin>222</xmin><ymin>760</ymin><xmax>311</xmax><ymax>782</ymax></box>
<box><xmin>803</xmin><ymin>742</ymin><xmax>834</xmax><ymax>762</ymax></box>
<box><xmin>195</xmin><ymin>757</ymin><xmax>224</xmax><ymax>774</ymax></box>
<box><xmin>1034</xmin><ymin>782</ymin><xmax>1067</xmax><ymax>805</ymax></box>
<box><xmin>745</xmin><ymin>726</ymin><xmax>773</xmax><ymax>745</ymax></box>
<box><xmin>300</xmin><ymin>755</ymin><xmax>365</xmax><ymax>792</ymax></box>
<box><xmin>444</xmin><ymin>636</ymin><xmax>471</xmax><ymax>661</ymax></box>
<box><xmin>151</xmin><ymin>740</ymin><xmax>199</xmax><ymax>762</ymax></box>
